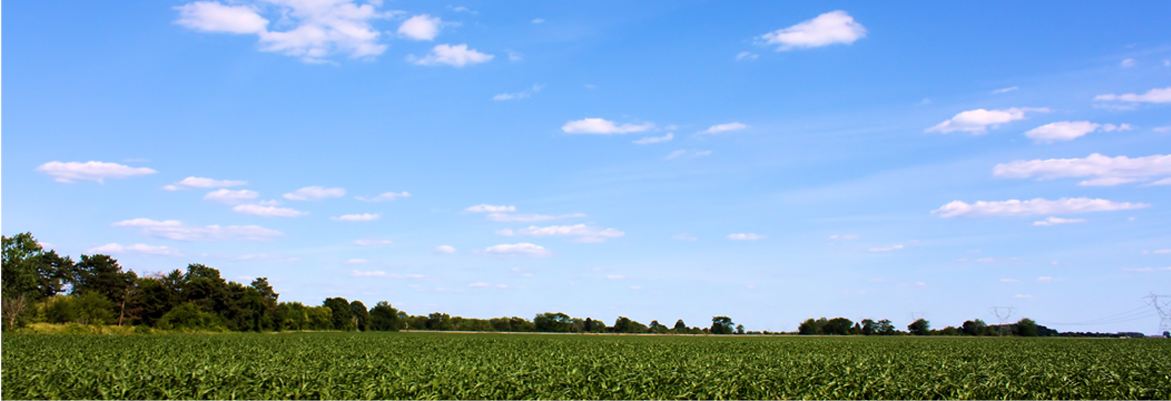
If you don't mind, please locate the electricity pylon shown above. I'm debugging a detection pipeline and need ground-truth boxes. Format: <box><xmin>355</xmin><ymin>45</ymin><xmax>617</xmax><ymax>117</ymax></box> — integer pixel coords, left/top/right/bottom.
<box><xmin>991</xmin><ymin>306</ymin><xmax>1016</xmax><ymax>336</ymax></box>
<box><xmin>1143</xmin><ymin>294</ymin><xmax>1171</xmax><ymax>336</ymax></box>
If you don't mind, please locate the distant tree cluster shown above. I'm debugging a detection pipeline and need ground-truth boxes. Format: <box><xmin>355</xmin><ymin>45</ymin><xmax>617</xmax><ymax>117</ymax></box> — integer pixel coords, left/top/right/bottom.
<box><xmin>2</xmin><ymin>233</ymin><xmax>743</xmax><ymax>335</ymax></box>
<box><xmin>797</xmin><ymin>316</ymin><xmax>1060</xmax><ymax>337</ymax></box>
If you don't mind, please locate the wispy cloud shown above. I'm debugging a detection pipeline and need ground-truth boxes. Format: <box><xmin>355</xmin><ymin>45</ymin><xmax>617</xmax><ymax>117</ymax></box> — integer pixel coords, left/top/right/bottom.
<box><xmin>736</xmin><ymin>51</ymin><xmax>759</xmax><ymax>61</ymax></box>
<box><xmin>204</xmin><ymin>189</ymin><xmax>260</xmax><ymax>204</ymax></box>
<box><xmin>332</xmin><ymin>213</ymin><xmax>381</xmax><ymax>222</ymax></box>
<box><xmin>36</xmin><ymin>161</ymin><xmax>156</xmax><ymax>183</ymax></box>
<box><xmin>992</xmin><ymin>86</ymin><xmax>1019</xmax><ymax>94</ymax></box>
<box><xmin>354</xmin><ymin>238</ymin><xmax>393</xmax><ymax>246</ymax></box>
<box><xmin>432</xmin><ymin>245</ymin><xmax>456</xmax><ymax>254</ymax></box>
<box><xmin>993</xmin><ymin>153</ymin><xmax>1171</xmax><ymax>186</ymax></box>
<box><xmin>284</xmin><ymin>186</ymin><xmax>345</xmax><ymax>201</ymax></box>
<box><xmin>1095</xmin><ymin>87</ymin><xmax>1171</xmax><ymax>103</ymax></box>
<box><xmin>1024</xmin><ymin>121</ymin><xmax>1131</xmax><ymax>143</ymax></box>
<box><xmin>233</xmin><ymin>204</ymin><xmax>308</xmax><ymax>217</ymax></box>
<box><xmin>113</xmin><ymin>218</ymin><xmax>282</xmax><ymax>242</ymax></box>
<box><xmin>633</xmin><ymin>133</ymin><xmax>673</xmax><ymax>145</ymax></box>
<box><xmin>933</xmin><ymin>198</ymin><xmax>1148</xmax><ymax>218</ymax></box>
<box><xmin>665</xmin><ymin>150</ymin><xmax>712</xmax><ymax>160</ymax></box>
<box><xmin>869</xmin><ymin>245</ymin><xmax>904</xmax><ymax>252</ymax></box>
<box><xmin>493</xmin><ymin>84</ymin><xmax>543</xmax><ymax>101</ymax></box>
<box><xmin>356</xmin><ymin>191</ymin><xmax>410</xmax><ymax>202</ymax></box>
<box><xmin>408</xmin><ymin>44</ymin><xmax>493</xmax><ymax>67</ymax></box>
<box><xmin>698</xmin><ymin>122</ymin><xmax>748</xmax><ymax>135</ymax></box>
<box><xmin>562</xmin><ymin>118</ymin><xmax>655</xmax><ymax>135</ymax></box>
<box><xmin>926</xmin><ymin>107</ymin><xmax>1048</xmax><ymax>134</ymax></box>
<box><xmin>727</xmin><ymin>233</ymin><xmax>766</xmax><ymax>241</ymax></box>
<box><xmin>497</xmin><ymin>224</ymin><xmax>625</xmax><ymax>242</ymax></box>
<box><xmin>1032</xmin><ymin>217</ymin><xmax>1086</xmax><ymax>226</ymax></box>
<box><xmin>88</xmin><ymin>243</ymin><xmax>182</xmax><ymax>257</ymax></box>
<box><xmin>466</xmin><ymin>204</ymin><xmax>516</xmax><ymax>213</ymax></box>
<box><xmin>758</xmin><ymin>10</ymin><xmax>866</xmax><ymax>51</ymax></box>
<box><xmin>479</xmin><ymin>243</ymin><xmax>551</xmax><ymax>257</ymax></box>
<box><xmin>486</xmin><ymin>213</ymin><xmax>586</xmax><ymax>223</ymax></box>
<box><xmin>163</xmin><ymin>176</ymin><xmax>246</xmax><ymax>190</ymax></box>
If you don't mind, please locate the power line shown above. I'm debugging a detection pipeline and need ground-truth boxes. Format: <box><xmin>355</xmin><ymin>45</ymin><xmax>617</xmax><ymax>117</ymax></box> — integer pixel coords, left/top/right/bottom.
<box><xmin>1143</xmin><ymin>293</ymin><xmax>1171</xmax><ymax>335</ymax></box>
<box><xmin>990</xmin><ymin>306</ymin><xmax>1015</xmax><ymax>336</ymax></box>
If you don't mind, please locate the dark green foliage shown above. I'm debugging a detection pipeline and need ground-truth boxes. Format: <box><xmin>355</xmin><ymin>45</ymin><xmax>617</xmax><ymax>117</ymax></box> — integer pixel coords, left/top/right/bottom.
<box><xmin>368</xmin><ymin>301</ymin><xmax>402</xmax><ymax>331</ymax></box>
<box><xmin>534</xmin><ymin>312</ymin><xmax>574</xmax><ymax>332</ymax></box>
<box><xmin>350</xmin><ymin>300</ymin><xmax>369</xmax><ymax>331</ymax></box>
<box><xmin>613</xmin><ymin>316</ymin><xmax>647</xmax><ymax>333</ymax></box>
<box><xmin>5</xmin><ymin>333</ymin><xmax>1170</xmax><ymax>400</ymax></box>
<box><xmin>710</xmin><ymin>316</ymin><xmax>734</xmax><ymax>335</ymax></box>
<box><xmin>823</xmin><ymin>317</ymin><xmax>854</xmax><ymax>335</ymax></box>
<box><xmin>1014</xmin><ymin>318</ymin><xmax>1039</xmax><ymax>337</ymax></box>
<box><xmin>323</xmin><ymin>297</ymin><xmax>355</xmax><ymax>331</ymax></box>
<box><xmin>962</xmin><ymin>319</ymin><xmax>989</xmax><ymax>336</ymax></box>
<box><xmin>907</xmin><ymin>319</ymin><xmax>931</xmax><ymax>335</ymax></box>
<box><xmin>157</xmin><ymin>302</ymin><xmax>224</xmax><ymax>331</ymax></box>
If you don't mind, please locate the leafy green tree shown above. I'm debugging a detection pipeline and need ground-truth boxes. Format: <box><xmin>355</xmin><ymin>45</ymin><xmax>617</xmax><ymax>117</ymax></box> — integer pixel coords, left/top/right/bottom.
<box><xmin>158</xmin><ymin>302</ymin><xmax>224</xmax><ymax>331</ymax></box>
<box><xmin>349</xmin><ymin>300</ymin><xmax>369</xmax><ymax>331</ymax></box>
<box><xmin>73</xmin><ymin>291</ymin><xmax>116</xmax><ymax>325</ymax></box>
<box><xmin>711</xmin><ymin>316</ymin><xmax>734</xmax><ymax>334</ymax></box>
<box><xmin>961</xmin><ymin>319</ymin><xmax>988</xmax><ymax>336</ymax></box>
<box><xmin>323</xmin><ymin>297</ymin><xmax>355</xmax><ymax>331</ymax></box>
<box><xmin>823</xmin><ymin>317</ymin><xmax>854</xmax><ymax>335</ymax></box>
<box><xmin>859</xmin><ymin>319</ymin><xmax>878</xmax><ymax>335</ymax></box>
<box><xmin>44</xmin><ymin>295</ymin><xmax>79</xmax><ymax>323</ymax></box>
<box><xmin>1014</xmin><ymin>318</ymin><xmax>1039</xmax><ymax>337</ymax></box>
<box><xmin>534</xmin><ymin>312</ymin><xmax>573</xmax><ymax>332</ymax></box>
<box><xmin>648</xmin><ymin>320</ymin><xmax>669</xmax><ymax>334</ymax></box>
<box><xmin>3</xmin><ymin>233</ymin><xmax>76</xmax><ymax>329</ymax></box>
<box><xmin>427</xmin><ymin>312</ymin><xmax>453</xmax><ymax>330</ymax></box>
<box><xmin>368</xmin><ymin>301</ymin><xmax>401</xmax><ymax>331</ymax></box>
<box><xmin>798</xmin><ymin>318</ymin><xmax>826</xmax><ymax>335</ymax></box>
<box><xmin>908</xmin><ymin>318</ymin><xmax>931</xmax><ymax>335</ymax></box>
<box><xmin>876</xmin><ymin>319</ymin><xmax>897</xmax><ymax>335</ymax></box>
<box><xmin>735</xmin><ymin>324</ymin><xmax>745</xmax><ymax>334</ymax></box>
<box><xmin>672</xmin><ymin>319</ymin><xmax>687</xmax><ymax>333</ymax></box>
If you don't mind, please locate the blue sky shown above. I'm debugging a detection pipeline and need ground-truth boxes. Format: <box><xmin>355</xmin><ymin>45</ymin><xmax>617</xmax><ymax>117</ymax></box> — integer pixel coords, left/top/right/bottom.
<box><xmin>4</xmin><ymin>1</ymin><xmax>1171</xmax><ymax>334</ymax></box>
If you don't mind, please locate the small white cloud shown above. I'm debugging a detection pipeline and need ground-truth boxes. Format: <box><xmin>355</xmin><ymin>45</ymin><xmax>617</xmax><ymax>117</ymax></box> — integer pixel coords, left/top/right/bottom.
<box><xmin>629</xmin><ymin>286</ymin><xmax>642</xmax><ymax>290</ymax></box>
<box><xmin>633</xmin><ymin>133</ymin><xmax>673</xmax><ymax>145</ymax></box>
<box><xmin>356</xmin><ymin>191</ymin><xmax>410</xmax><ymax>202</ymax></box>
<box><xmin>531</xmin><ymin>18</ymin><xmax>545</xmax><ymax>24</ymax></box>
<box><xmin>113</xmin><ymin>218</ymin><xmax>282</xmax><ymax>242</ymax></box>
<box><xmin>672</xmin><ymin>233</ymin><xmax>697</xmax><ymax>241</ymax></box>
<box><xmin>736</xmin><ymin>51</ymin><xmax>758</xmax><ymax>61</ymax></box>
<box><xmin>409</xmin><ymin>44</ymin><xmax>493</xmax><ymax>67</ymax></box>
<box><xmin>233</xmin><ymin>204</ymin><xmax>308</xmax><ymax>217</ymax></box>
<box><xmin>664</xmin><ymin>150</ymin><xmax>712</xmax><ymax>160</ymax></box>
<box><xmin>506</xmin><ymin>50</ymin><xmax>523</xmax><ymax>61</ymax></box>
<box><xmin>933</xmin><ymin>197</ymin><xmax>1148</xmax><ymax>218</ymax></box>
<box><xmin>36</xmin><ymin>161</ymin><xmax>157</xmax><ymax>183</ymax></box>
<box><xmin>496</xmin><ymin>224</ymin><xmax>625</xmax><ymax>242</ymax></box>
<box><xmin>829</xmin><ymin>234</ymin><xmax>859</xmax><ymax>240</ymax></box>
<box><xmin>162</xmin><ymin>176</ymin><xmax>246</xmax><ymax>191</ymax></box>
<box><xmin>1147</xmin><ymin>249</ymin><xmax>1171</xmax><ymax>254</ymax></box>
<box><xmin>1165</xmin><ymin>60</ymin><xmax>1170</xmax><ymax>67</ymax></box>
<box><xmin>993</xmin><ymin>153</ymin><xmax>1171</xmax><ymax>186</ymax></box>
<box><xmin>606</xmin><ymin>275</ymin><xmax>625</xmax><ymax>280</ymax></box>
<box><xmin>354</xmin><ymin>238</ymin><xmax>393</xmax><ymax>246</ymax></box>
<box><xmin>1095</xmin><ymin>87</ymin><xmax>1171</xmax><ymax>103</ymax></box>
<box><xmin>398</xmin><ymin>15</ymin><xmax>442</xmax><ymax>40</ymax></box>
<box><xmin>351</xmin><ymin>270</ymin><xmax>426</xmax><ymax>278</ymax></box>
<box><xmin>926</xmin><ymin>107</ymin><xmax>1048</xmax><ymax>134</ymax></box>
<box><xmin>562</xmin><ymin>118</ymin><xmax>655</xmax><ymax>134</ymax></box>
<box><xmin>758</xmin><ymin>10</ymin><xmax>866</xmax><ymax>51</ymax></box>
<box><xmin>433</xmin><ymin>245</ymin><xmax>456</xmax><ymax>254</ymax></box>
<box><xmin>332</xmin><ymin>213</ymin><xmax>381</xmax><ymax>222</ymax></box>
<box><xmin>256</xmin><ymin>199</ymin><xmax>281</xmax><ymax>206</ymax></box>
<box><xmin>204</xmin><ymin>189</ymin><xmax>260</xmax><ymax>204</ymax></box>
<box><xmin>466</xmin><ymin>204</ymin><xmax>516</xmax><ymax>213</ymax></box>
<box><xmin>1025</xmin><ymin>121</ymin><xmax>1107</xmax><ymax>143</ymax></box>
<box><xmin>493</xmin><ymin>84</ymin><xmax>543</xmax><ymax>101</ymax></box>
<box><xmin>1032</xmin><ymin>216</ymin><xmax>1086</xmax><ymax>226</ymax></box>
<box><xmin>448</xmin><ymin>6</ymin><xmax>475</xmax><ymax>13</ymax></box>
<box><xmin>284</xmin><ymin>186</ymin><xmax>345</xmax><ymax>201</ymax></box>
<box><xmin>869</xmin><ymin>245</ymin><xmax>904</xmax><ymax>252</ymax></box>
<box><xmin>992</xmin><ymin>86</ymin><xmax>1019</xmax><ymax>94</ymax></box>
<box><xmin>175</xmin><ymin>2</ymin><xmax>268</xmax><ymax>34</ymax></box>
<box><xmin>1036</xmin><ymin>276</ymin><xmax>1053</xmax><ymax>281</ymax></box>
<box><xmin>1000</xmin><ymin>278</ymin><xmax>1020</xmax><ymax>283</ymax></box>
<box><xmin>346</xmin><ymin>258</ymin><xmax>368</xmax><ymax>264</ymax></box>
<box><xmin>699</xmin><ymin>122</ymin><xmax>748</xmax><ymax>135</ymax></box>
<box><xmin>87</xmin><ymin>243</ymin><xmax>182</xmax><ymax>257</ymax></box>
<box><xmin>1121</xmin><ymin>58</ymin><xmax>1136</xmax><ymax>68</ymax></box>
<box><xmin>486</xmin><ymin>213</ymin><xmax>586</xmax><ymax>223</ymax></box>
<box><xmin>481</xmin><ymin>243</ymin><xmax>550</xmax><ymax>257</ymax></box>
<box><xmin>468</xmin><ymin>282</ymin><xmax>490</xmax><ymax>287</ymax></box>
<box><xmin>727</xmin><ymin>233</ymin><xmax>766</xmax><ymax>241</ymax></box>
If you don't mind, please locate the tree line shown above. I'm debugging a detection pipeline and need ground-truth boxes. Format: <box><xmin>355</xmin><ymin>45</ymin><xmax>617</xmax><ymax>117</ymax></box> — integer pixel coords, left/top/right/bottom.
<box><xmin>1</xmin><ymin>233</ymin><xmax>740</xmax><ymax>334</ymax></box>
<box><xmin>794</xmin><ymin>316</ymin><xmax>1141</xmax><ymax>337</ymax></box>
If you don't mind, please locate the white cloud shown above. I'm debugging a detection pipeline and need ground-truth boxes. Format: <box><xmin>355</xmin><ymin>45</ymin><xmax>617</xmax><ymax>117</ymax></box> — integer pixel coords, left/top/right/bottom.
<box><xmin>204</xmin><ymin>189</ymin><xmax>260</xmax><ymax>204</ymax></box>
<box><xmin>1000</xmin><ymin>278</ymin><xmax>1020</xmax><ymax>283</ymax></box>
<box><xmin>1023</xmin><ymin>121</ymin><xmax>1130</xmax><ymax>143</ymax></box>
<box><xmin>606</xmin><ymin>275</ymin><xmax>625</xmax><ymax>280</ymax></box>
<box><xmin>486</xmin><ymin>213</ymin><xmax>586</xmax><ymax>223</ymax></box>
<box><xmin>409</xmin><ymin>44</ymin><xmax>493</xmax><ymax>67</ymax></box>
<box><xmin>332</xmin><ymin>213</ymin><xmax>381</xmax><ymax>221</ymax></box>
<box><xmin>664</xmin><ymin>150</ymin><xmax>712</xmax><ymax>160</ymax></box>
<box><xmin>561</xmin><ymin>118</ymin><xmax>655</xmax><ymax>134</ymax></box>
<box><xmin>1144</xmin><ymin>249</ymin><xmax>1171</xmax><ymax>255</ymax></box>
<box><xmin>633</xmin><ymin>133</ymin><xmax>673</xmax><ymax>145</ymax></box>
<box><xmin>698</xmin><ymin>122</ymin><xmax>748</xmax><ymax>135</ymax></box>
<box><xmin>496</xmin><ymin>224</ymin><xmax>625</xmax><ymax>242</ymax></box>
<box><xmin>397</xmin><ymin>14</ymin><xmax>442</xmax><ymax>40</ymax></box>
<box><xmin>481</xmin><ymin>243</ymin><xmax>550</xmax><ymax>257</ymax></box>
<box><xmin>1032</xmin><ymin>217</ymin><xmax>1086</xmax><ymax>226</ymax></box>
<box><xmin>869</xmin><ymin>245</ymin><xmax>904</xmax><ymax>252</ymax></box>
<box><xmin>176</xmin><ymin>0</ymin><xmax>393</xmax><ymax>63</ymax></box>
<box><xmin>727</xmin><ymin>233</ymin><xmax>766</xmax><ymax>241</ymax></box>
<box><xmin>1037</xmin><ymin>276</ymin><xmax>1053</xmax><ymax>281</ymax></box>
<box><xmin>433</xmin><ymin>245</ymin><xmax>456</xmax><ymax>254</ymax></box>
<box><xmin>992</xmin><ymin>86</ymin><xmax>1019</xmax><ymax>94</ymax></box>
<box><xmin>356</xmin><ymin>191</ymin><xmax>410</xmax><ymax>202</ymax></box>
<box><xmin>493</xmin><ymin>84</ymin><xmax>543</xmax><ymax>101</ymax></box>
<box><xmin>531</xmin><ymin>18</ymin><xmax>544</xmax><ymax>24</ymax></box>
<box><xmin>87</xmin><ymin>243</ymin><xmax>182</xmax><ymax>257</ymax></box>
<box><xmin>354</xmin><ymin>238</ymin><xmax>393</xmax><ymax>246</ymax></box>
<box><xmin>736</xmin><ymin>51</ymin><xmax>758</xmax><ymax>61</ymax></box>
<box><xmin>284</xmin><ymin>186</ymin><xmax>345</xmax><ymax>201</ymax></box>
<box><xmin>933</xmin><ymin>197</ymin><xmax>1149</xmax><ymax>218</ymax></box>
<box><xmin>346</xmin><ymin>258</ymin><xmax>368</xmax><ymax>264</ymax></box>
<box><xmin>672</xmin><ymin>233</ymin><xmax>697</xmax><ymax>241</ymax></box>
<box><xmin>175</xmin><ymin>2</ymin><xmax>268</xmax><ymax>34</ymax></box>
<box><xmin>36</xmin><ymin>161</ymin><xmax>157</xmax><ymax>183</ymax></box>
<box><xmin>758</xmin><ymin>10</ymin><xmax>866</xmax><ymax>51</ymax></box>
<box><xmin>926</xmin><ymin>107</ymin><xmax>1048</xmax><ymax>134</ymax></box>
<box><xmin>162</xmin><ymin>176</ymin><xmax>247</xmax><ymax>190</ymax></box>
<box><xmin>993</xmin><ymin>153</ymin><xmax>1171</xmax><ymax>186</ymax></box>
<box><xmin>1152</xmin><ymin>178</ymin><xmax>1171</xmax><ymax>186</ymax></box>
<box><xmin>465</xmin><ymin>204</ymin><xmax>516</xmax><ymax>213</ymax></box>
<box><xmin>1121</xmin><ymin>58</ymin><xmax>1135</xmax><ymax>68</ymax></box>
<box><xmin>233</xmin><ymin>204</ymin><xmax>308</xmax><ymax>217</ymax></box>
<box><xmin>1095</xmin><ymin>87</ymin><xmax>1171</xmax><ymax>103</ymax></box>
<box><xmin>829</xmin><ymin>234</ymin><xmax>859</xmax><ymax>240</ymax></box>
<box><xmin>113</xmin><ymin>218</ymin><xmax>283</xmax><ymax>242</ymax></box>
<box><xmin>351</xmin><ymin>270</ymin><xmax>426</xmax><ymax>278</ymax></box>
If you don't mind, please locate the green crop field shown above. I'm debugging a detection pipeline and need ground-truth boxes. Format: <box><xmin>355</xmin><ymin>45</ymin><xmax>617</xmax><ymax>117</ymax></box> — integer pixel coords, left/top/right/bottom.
<box><xmin>3</xmin><ymin>332</ymin><xmax>1169</xmax><ymax>400</ymax></box>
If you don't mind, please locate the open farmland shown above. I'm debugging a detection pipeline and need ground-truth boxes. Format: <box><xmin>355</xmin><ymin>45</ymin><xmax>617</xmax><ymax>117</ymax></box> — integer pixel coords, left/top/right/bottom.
<box><xmin>3</xmin><ymin>332</ymin><xmax>1170</xmax><ymax>400</ymax></box>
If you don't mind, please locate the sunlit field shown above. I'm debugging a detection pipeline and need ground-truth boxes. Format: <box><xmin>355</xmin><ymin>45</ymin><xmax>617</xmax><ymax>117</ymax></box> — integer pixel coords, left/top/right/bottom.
<box><xmin>4</xmin><ymin>332</ymin><xmax>1169</xmax><ymax>400</ymax></box>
